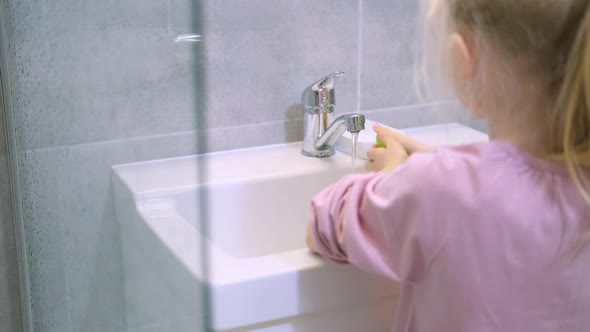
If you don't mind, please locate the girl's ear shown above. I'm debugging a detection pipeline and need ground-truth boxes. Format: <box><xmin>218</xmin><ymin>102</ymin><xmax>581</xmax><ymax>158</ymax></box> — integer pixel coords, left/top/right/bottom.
<box><xmin>450</xmin><ymin>32</ymin><xmax>476</xmax><ymax>80</ymax></box>
<box><xmin>449</xmin><ymin>31</ymin><xmax>486</xmax><ymax>117</ymax></box>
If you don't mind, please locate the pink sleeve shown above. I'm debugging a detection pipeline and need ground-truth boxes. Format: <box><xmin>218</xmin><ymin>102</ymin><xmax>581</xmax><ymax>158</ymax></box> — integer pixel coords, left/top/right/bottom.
<box><xmin>310</xmin><ymin>152</ymin><xmax>446</xmax><ymax>282</ymax></box>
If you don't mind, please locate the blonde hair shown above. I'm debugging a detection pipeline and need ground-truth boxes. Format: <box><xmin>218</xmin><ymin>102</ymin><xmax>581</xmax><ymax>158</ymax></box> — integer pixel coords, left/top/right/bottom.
<box><xmin>419</xmin><ymin>0</ymin><xmax>590</xmax><ymax>207</ymax></box>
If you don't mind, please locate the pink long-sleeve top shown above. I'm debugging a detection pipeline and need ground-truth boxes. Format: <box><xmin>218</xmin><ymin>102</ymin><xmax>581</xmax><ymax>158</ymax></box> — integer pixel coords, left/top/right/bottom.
<box><xmin>310</xmin><ymin>141</ymin><xmax>590</xmax><ymax>332</ymax></box>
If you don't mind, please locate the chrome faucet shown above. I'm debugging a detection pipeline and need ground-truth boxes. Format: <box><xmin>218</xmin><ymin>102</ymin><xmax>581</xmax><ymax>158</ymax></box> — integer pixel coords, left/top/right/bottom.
<box><xmin>301</xmin><ymin>72</ymin><xmax>366</xmax><ymax>158</ymax></box>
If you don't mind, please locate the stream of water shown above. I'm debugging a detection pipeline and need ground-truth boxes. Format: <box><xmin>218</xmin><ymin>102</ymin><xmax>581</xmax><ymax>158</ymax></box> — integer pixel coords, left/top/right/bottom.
<box><xmin>351</xmin><ymin>132</ymin><xmax>359</xmax><ymax>171</ymax></box>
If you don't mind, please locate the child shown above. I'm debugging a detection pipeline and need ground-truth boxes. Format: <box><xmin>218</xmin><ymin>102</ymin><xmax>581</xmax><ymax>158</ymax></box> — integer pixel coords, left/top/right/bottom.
<box><xmin>306</xmin><ymin>0</ymin><xmax>590</xmax><ymax>331</ymax></box>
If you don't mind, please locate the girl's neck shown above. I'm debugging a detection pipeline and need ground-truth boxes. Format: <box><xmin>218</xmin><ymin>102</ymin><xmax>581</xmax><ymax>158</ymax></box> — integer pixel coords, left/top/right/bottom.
<box><xmin>488</xmin><ymin>121</ymin><xmax>546</xmax><ymax>157</ymax></box>
<box><xmin>485</xmin><ymin>102</ymin><xmax>551</xmax><ymax>158</ymax></box>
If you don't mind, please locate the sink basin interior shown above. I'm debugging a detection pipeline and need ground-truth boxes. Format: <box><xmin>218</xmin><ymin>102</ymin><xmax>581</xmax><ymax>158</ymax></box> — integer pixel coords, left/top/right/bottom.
<box><xmin>120</xmin><ymin>122</ymin><xmax>488</xmax><ymax>261</ymax></box>
<box><xmin>170</xmin><ymin>168</ymin><xmax>351</xmax><ymax>259</ymax></box>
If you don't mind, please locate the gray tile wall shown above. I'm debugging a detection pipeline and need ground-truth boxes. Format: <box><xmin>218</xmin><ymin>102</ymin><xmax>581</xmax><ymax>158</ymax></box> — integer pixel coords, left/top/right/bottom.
<box><xmin>0</xmin><ymin>99</ymin><xmax>23</xmax><ymax>331</ymax></box>
<box><xmin>5</xmin><ymin>0</ymin><xmax>196</xmax><ymax>151</ymax></box>
<box><xmin>361</xmin><ymin>0</ymin><xmax>422</xmax><ymax>109</ymax></box>
<box><xmin>0</xmin><ymin>1</ymin><xmax>485</xmax><ymax>332</ymax></box>
<box><xmin>0</xmin><ymin>9</ymin><xmax>23</xmax><ymax>319</ymax></box>
<box><xmin>202</xmin><ymin>0</ymin><xmax>360</xmax><ymax>127</ymax></box>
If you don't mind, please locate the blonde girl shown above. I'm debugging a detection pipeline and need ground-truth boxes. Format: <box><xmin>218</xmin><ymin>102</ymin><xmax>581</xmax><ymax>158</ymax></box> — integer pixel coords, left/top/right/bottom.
<box><xmin>307</xmin><ymin>0</ymin><xmax>590</xmax><ymax>331</ymax></box>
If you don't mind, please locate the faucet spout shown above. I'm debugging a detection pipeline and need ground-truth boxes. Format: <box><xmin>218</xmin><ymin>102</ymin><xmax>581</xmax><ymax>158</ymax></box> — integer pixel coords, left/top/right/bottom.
<box><xmin>314</xmin><ymin>114</ymin><xmax>366</xmax><ymax>149</ymax></box>
<box><xmin>302</xmin><ymin>112</ymin><xmax>366</xmax><ymax>158</ymax></box>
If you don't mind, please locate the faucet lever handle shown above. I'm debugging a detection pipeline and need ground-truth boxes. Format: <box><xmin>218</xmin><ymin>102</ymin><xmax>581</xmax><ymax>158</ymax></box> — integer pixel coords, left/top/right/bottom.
<box><xmin>311</xmin><ymin>72</ymin><xmax>344</xmax><ymax>91</ymax></box>
<box><xmin>302</xmin><ymin>71</ymin><xmax>344</xmax><ymax>115</ymax></box>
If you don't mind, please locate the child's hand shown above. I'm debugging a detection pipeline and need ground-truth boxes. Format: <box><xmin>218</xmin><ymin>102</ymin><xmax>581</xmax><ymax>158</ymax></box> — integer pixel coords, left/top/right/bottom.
<box><xmin>366</xmin><ymin>125</ymin><xmax>410</xmax><ymax>173</ymax></box>
<box><xmin>306</xmin><ymin>219</ymin><xmax>317</xmax><ymax>253</ymax></box>
<box><xmin>373</xmin><ymin>124</ymin><xmax>435</xmax><ymax>154</ymax></box>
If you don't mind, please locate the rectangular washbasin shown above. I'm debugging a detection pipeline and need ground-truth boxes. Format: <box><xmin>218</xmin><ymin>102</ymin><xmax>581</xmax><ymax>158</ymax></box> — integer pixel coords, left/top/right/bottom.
<box><xmin>112</xmin><ymin>122</ymin><xmax>488</xmax><ymax>331</ymax></box>
<box><xmin>172</xmin><ymin>169</ymin><xmax>350</xmax><ymax>258</ymax></box>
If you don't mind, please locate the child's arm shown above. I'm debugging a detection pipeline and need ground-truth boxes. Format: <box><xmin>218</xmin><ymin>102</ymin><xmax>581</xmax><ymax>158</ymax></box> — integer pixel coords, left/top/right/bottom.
<box><xmin>307</xmin><ymin>152</ymin><xmax>447</xmax><ymax>282</ymax></box>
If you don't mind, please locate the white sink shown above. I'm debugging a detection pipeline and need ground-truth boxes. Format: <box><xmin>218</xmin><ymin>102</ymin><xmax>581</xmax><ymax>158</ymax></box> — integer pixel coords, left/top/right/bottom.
<box><xmin>112</xmin><ymin>123</ymin><xmax>488</xmax><ymax>332</ymax></box>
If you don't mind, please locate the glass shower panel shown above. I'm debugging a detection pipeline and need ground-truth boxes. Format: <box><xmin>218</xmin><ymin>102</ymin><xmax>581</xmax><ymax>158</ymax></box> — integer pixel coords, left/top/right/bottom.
<box><xmin>0</xmin><ymin>0</ymin><xmax>208</xmax><ymax>331</ymax></box>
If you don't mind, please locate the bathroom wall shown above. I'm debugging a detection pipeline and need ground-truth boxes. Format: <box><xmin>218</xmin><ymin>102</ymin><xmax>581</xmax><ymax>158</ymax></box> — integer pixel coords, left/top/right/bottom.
<box><xmin>0</xmin><ymin>103</ymin><xmax>22</xmax><ymax>331</ymax></box>
<box><xmin>0</xmin><ymin>1</ymin><xmax>482</xmax><ymax>332</ymax></box>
